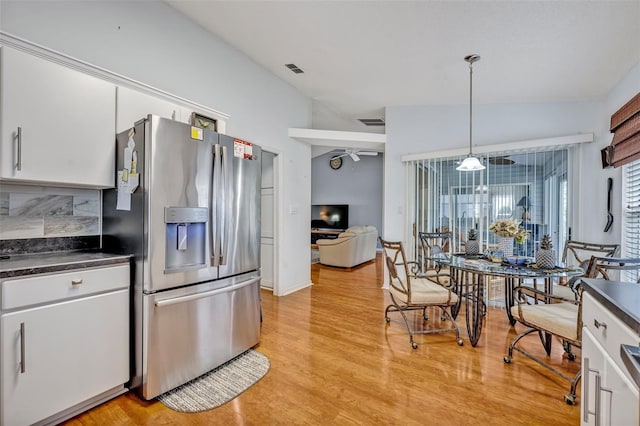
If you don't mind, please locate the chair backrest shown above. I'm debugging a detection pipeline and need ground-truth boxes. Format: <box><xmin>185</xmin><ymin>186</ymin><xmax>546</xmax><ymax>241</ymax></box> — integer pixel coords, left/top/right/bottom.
<box><xmin>562</xmin><ymin>240</ymin><xmax>619</xmax><ymax>269</ymax></box>
<box><xmin>379</xmin><ymin>237</ymin><xmax>411</xmax><ymax>298</ymax></box>
<box><xmin>417</xmin><ymin>231</ymin><xmax>451</xmax><ymax>273</ymax></box>
<box><xmin>584</xmin><ymin>256</ymin><xmax>640</xmax><ymax>283</ymax></box>
<box><xmin>419</xmin><ymin>231</ymin><xmax>451</xmax><ymax>254</ymax></box>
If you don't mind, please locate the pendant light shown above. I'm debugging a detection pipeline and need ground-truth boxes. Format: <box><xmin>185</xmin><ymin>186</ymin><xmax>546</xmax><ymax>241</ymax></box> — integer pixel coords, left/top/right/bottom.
<box><xmin>456</xmin><ymin>54</ymin><xmax>486</xmax><ymax>172</ymax></box>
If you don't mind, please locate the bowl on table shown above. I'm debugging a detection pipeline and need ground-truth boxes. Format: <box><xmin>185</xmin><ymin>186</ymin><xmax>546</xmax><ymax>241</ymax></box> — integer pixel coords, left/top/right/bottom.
<box><xmin>505</xmin><ymin>256</ymin><xmax>532</xmax><ymax>266</ymax></box>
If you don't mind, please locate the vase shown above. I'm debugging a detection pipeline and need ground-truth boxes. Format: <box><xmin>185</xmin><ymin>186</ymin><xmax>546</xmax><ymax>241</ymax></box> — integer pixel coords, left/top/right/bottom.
<box><xmin>498</xmin><ymin>236</ymin><xmax>514</xmax><ymax>258</ymax></box>
<box><xmin>535</xmin><ymin>249</ymin><xmax>556</xmax><ymax>269</ymax></box>
<box><xmin>465</xmin><ymin>240</ymin><xmax>479</xmax><ymax>255</ymax></box>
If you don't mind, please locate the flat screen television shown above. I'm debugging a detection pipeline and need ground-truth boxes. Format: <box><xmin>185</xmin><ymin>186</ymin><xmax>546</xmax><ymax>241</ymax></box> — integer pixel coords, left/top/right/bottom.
<box><xmin>311</xmin><ymin>204</ymin><xmax>349</xmax><ymax>230</ymax></box>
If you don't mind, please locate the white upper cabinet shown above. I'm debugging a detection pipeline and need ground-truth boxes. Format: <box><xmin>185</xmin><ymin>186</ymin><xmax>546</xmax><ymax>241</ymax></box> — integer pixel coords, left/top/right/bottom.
<box><xmin>0</xmin><ymin>46</ymin><xmax>117</xmax><ymax>188</ymax></box>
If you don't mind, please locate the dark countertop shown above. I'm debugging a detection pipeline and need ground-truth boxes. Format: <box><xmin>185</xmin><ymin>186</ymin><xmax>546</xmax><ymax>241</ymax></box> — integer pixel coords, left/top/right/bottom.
<box><xmin>581</xmin><ymin>278</ymin><xmax>640</xmax><ymax>336</ymax></box>
<box><xmin>0</xmin><ymin>251</ymin><xmax>132</xmax><ymax>279</ymax></box>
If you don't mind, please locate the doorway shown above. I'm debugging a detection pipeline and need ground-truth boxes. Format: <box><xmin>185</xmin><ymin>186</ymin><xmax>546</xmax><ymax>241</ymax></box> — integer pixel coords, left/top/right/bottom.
<box><xmin>261</xmin><ymin>151</ymin><xmax>277</xmax><ymax>291</ymax></box>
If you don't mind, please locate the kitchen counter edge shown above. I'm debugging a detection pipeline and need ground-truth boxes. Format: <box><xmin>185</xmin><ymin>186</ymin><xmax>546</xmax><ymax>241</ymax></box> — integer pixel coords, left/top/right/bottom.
<box><xmin>580</xmin><ymin>278</ymin><xmax>640</xmax><ymax>336</ymax></box>
<box><xmin>0</xmin><ymin>252</ymin><xmax>132</xmax><ymax>279</ymax></box>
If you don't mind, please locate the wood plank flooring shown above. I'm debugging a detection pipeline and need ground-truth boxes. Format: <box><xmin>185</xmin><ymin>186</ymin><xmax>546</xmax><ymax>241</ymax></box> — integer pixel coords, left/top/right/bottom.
<box><xmin>65</xmin><ymin>255</ymin><xmax>580</xmax><ymax>425</ymax></box>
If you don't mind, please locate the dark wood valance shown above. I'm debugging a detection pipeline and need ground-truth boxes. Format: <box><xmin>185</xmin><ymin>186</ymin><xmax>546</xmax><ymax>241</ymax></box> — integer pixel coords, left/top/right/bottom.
<box><xmin>605</xmin><ymin>92</ymin><xmax>640</xmax><ymax>168</ymax></box>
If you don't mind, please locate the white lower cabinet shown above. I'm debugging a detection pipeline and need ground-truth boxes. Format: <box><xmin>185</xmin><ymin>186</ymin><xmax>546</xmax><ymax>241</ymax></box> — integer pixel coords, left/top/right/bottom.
<box><xmin>582</xmin><ymin>329</ymin><xmax>639</xmax><ymax>426</ymax></box>
<box><xmin>0</xmin><ymin>264</ymin><xmax>130</xmax><ymax>425</ymax></box>
<box><xmin>581</xmin><ymin>291</ymin><xmax>639</xmax><ymax>426</ymax></box>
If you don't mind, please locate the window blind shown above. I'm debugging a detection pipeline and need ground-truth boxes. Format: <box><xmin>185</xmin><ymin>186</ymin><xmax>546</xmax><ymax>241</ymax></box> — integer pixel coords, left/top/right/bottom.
<box><xmin>606</xmin><ymin>92</ymin><xmax>640</xmax><ymax>168</ymax></box>
<box><xmin>622</xmin><ymin>159</ymin><xmax>640</xmax><ymax>282</ymax></box>
<box><xmin>405</xmin><ymin>148</ymin><xmax>570</xmax><ymax>263</ymax></box>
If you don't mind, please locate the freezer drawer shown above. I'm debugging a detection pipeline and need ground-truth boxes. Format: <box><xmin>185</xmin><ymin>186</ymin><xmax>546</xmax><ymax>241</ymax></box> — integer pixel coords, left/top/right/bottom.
<box><xmin>141</xmin><ymin>276</ymin><xmax>261</xmax><ymax>399</ymax></box>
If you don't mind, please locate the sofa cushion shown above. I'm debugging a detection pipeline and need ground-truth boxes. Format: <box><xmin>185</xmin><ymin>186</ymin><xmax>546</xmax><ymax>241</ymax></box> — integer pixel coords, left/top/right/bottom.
<box><xmin>317</xmin><ymin>225</ymin><xmax>378</xmax><ymax>268</ymax></box>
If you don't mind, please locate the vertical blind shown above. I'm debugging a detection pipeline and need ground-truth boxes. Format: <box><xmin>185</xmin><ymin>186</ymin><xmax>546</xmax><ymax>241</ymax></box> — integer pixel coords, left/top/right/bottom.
<box><xmin>405</xmin><ymin>149</ymin><xmax>570</xmax><ymax>262</ymax></box>
<box><xmin>623</xmin><ymin>159</ymin><xmax>640</xmax><ymax>282</ymax></box>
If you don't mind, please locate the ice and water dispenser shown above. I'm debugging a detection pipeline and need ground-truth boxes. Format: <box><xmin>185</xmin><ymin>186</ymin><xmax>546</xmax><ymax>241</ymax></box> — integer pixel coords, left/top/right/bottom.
<box><xmin>164</xmin><ymin>207</ymin><xmax>208</xmax><ymax>271</ymax></box>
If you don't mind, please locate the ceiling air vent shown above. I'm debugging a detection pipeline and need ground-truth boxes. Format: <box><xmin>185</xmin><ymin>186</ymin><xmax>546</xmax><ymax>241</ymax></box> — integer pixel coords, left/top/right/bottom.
<box><xmin>358</xmin><ymin>118</ymin><xmax>385</xmax><ymax>126</ymax></box>
<box><xmin>285</xmin><ymin>63</ymin><xmax>304</xmax><ymax>74</ymax></box>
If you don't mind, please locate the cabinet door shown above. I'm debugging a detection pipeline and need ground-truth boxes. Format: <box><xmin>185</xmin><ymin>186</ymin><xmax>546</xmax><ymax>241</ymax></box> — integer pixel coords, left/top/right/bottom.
<box><xmin>115</xmin><ymin>86</ymin><xmax>182</xmax><ymax>133</ymax></box>
<box><xmin>1</xmin><ymin>290</ymin><xmax>129</xmax><ymax>426</ymax></box>
<box><xmin>0</xmin><ymin>46</ymin><xmax>116</xmax><ymax>187</ymax></box>
<box><xmin>602</xmin><ymin>355</ymin><xmax>639</xmax><ymax>426</ymax></box>
<box><xmin>582</xmin><ymin>328</ymin><xmax>606</xmax><ymax>426</ymax></box>
<box><xmin>582</xmin><ymin>328</ymin><xmax>640</xmax><ymax>426</ymax></box>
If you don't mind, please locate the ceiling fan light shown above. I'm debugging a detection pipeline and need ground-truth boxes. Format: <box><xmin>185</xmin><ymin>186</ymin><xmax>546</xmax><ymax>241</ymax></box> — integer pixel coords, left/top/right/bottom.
<box><xmin>456</xmin><ymin>156</ymin><xmax>485</xmax><ymax>171</ymax></box>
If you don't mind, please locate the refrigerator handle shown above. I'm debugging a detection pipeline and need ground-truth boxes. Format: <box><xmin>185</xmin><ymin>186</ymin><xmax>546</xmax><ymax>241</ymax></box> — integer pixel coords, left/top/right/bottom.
<box><xmin>220</xmin><ymin>144</ymin><xmax>231</xmax><ymax>265</ymax></box>
<box><xmin>210</xmin><ymin>144</ymin><xmax>222</xmax><ymax>266</ymax></box>
<box><xmin>154</xmin><ymin>277</ymin><xmax>260</xmax><ymax>307</ymax></box>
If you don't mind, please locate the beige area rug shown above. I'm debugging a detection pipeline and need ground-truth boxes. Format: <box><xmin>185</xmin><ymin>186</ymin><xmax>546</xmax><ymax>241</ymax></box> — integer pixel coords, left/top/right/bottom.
<box><xmin>311</xmin><ymin>249</ymin><xmax>320</xmax><ymax>264</ymax></box>
<box><xmin>157</xmin><ymin>349</ymin><xmax>270</xmax><ymax>413</ymax></box>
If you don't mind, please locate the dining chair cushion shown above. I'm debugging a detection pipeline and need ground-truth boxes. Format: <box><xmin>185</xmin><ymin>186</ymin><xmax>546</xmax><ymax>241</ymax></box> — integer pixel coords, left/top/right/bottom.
<box><xmin>390</xmin><ymin>277</ymin><xmax>458</xmax><ymax>306</ymax></box>
<box><xmin>551</xmin><ymin>284</ymin><xmax>578</xmax><ymax>301</ymax></box>
<box><xmin>424</xmin><ymin>266</ymin><xmax>451</xmax><ymax>285</ymax></box>
<box><xmin>509</xmin><ymin>302</ymin><xmax>579</xmax><ymax>341</ymax></box>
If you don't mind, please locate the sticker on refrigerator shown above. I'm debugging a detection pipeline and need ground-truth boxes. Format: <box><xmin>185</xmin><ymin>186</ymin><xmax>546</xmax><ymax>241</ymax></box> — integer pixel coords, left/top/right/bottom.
<box><xmin>233</xmin><ymin>138</ymin><xmax>254</xmax><ymax>160</ymax></box>
<box><xmin>191</xmin><ymin>126</ymin><xmax>204</xmax><ymax>141</ymax></box>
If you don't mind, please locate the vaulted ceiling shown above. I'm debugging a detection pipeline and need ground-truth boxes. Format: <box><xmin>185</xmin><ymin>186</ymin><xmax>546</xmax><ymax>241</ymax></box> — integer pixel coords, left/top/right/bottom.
<box><xmin>168</xmin><ymin>1</ymin><xmax>640</xmax><ymax>133</ymax></box>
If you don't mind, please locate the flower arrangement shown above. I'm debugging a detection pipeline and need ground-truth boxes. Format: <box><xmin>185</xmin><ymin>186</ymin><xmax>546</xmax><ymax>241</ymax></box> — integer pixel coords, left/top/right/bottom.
<box><xmin>489</xmin><ymin>219</ymin><xmax>529</xmax><ymax>243</ymax></box>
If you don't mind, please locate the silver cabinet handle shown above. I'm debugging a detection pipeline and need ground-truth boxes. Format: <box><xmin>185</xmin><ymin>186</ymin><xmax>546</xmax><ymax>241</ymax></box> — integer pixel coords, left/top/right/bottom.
<box><xmin>594</xmin><ymin>319</ymin><xmax>607</xmax><ymax>329</ymax></box>
<box><xmin>585</xmin><ymin>358</ymin><xmax>603</xmax><ymax>425</ymax></box>
<box><xmin>594</xmin><ymin>373</ymin><xmax>601</xmax><ymax>426</ymax></box>
<box><xmin>71</xmin><ymin>278</ymin><xmax>83</xmax><ymax>285</ymax></box>
<box><xmin>584</xmin><ymin>358</ymin><xmax>590</xmax><ymax>419</ymax></box>
<box><xmin>20</xmin><ymin>322</ymin><xmax>25</xmax><ymax>373</ymax></box>
<box><xmin>15</xmin><ymin>126</ymin><xmax>22</xmax><ymax>171</ymax></box>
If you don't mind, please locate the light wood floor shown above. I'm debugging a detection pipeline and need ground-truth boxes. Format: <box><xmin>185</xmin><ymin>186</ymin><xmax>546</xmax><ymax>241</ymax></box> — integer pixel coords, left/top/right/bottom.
<box><xmin>66</xmin><ymin>256</ymin><xmax>580</xmax><ymax>425</ymax></box>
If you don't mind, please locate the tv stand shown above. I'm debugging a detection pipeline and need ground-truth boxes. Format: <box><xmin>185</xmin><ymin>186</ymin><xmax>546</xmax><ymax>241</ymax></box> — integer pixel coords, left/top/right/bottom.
<box><xmin>311</xmin><ymin>229</ymin><xmax>343</xmax><ymax>247</ymax></box>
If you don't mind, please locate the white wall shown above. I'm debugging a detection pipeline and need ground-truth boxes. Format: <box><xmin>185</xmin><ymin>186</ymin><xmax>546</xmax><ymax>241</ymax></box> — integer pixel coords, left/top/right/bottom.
<box><xmin>384</xmin><ymin>101</ymin><xmax>601</xmax><ymax>241</ymax></box>
<box><xmin>582</xmin><ymin>61</ymin><xmax>640</xmax><ymax>247</ymax></box>
<box><xmin>311</xmin><ymin>153</ymin><xmax>383</xmax><ymax>234</ymax></box>
<box><xmin>1</xmin><ymin>1</ymin><xmax>313</xmax><ymax>295</ymax></box>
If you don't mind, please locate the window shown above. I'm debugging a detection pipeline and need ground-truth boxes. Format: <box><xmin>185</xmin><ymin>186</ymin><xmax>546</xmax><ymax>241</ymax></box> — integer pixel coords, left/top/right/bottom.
<box><xmin>622</xmin><ymin>159</ymin><xmax>640</xmax><ymax>282</ymax></box>
<box><xmin>406</xmin><ymin>149</ymin><xmax>570</xmax><ymax>262</ymax></box>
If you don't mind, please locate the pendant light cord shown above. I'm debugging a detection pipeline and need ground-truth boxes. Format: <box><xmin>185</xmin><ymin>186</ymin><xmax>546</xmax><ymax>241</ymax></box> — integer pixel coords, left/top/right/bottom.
<box><xmin>469</xmin><ymin>60</ymin><xmax>473</xmax><ymax>157</ymax></box>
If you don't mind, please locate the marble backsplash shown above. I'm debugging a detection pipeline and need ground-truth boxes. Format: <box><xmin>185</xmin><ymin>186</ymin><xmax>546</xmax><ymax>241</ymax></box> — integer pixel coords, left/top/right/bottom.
<box><xmin>0</xmin><ymin>184</ymin><xmax>101</xmax><ymax>252</ymax></box>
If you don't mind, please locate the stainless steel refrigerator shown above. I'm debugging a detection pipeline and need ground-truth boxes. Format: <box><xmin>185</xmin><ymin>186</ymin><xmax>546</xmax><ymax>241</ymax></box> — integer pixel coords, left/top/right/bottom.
<box><xmin>103</xmin><ymin>115</ymin><xmax>261</xmax><ymax>400</ymax></box>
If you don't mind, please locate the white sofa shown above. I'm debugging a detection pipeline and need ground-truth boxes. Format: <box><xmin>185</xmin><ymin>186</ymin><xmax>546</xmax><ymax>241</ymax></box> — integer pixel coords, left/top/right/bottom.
<box><xmin>316</xmin><ymin>226</ymin><xmax>378</xmax><ymax>268</ymax></box>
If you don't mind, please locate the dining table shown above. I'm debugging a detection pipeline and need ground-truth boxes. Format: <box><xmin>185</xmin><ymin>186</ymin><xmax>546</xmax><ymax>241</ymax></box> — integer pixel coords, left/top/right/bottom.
<box><xmin>427</xmin><ymin>253</ymin><xmax>584</xmax><ymax>347</ymax></box>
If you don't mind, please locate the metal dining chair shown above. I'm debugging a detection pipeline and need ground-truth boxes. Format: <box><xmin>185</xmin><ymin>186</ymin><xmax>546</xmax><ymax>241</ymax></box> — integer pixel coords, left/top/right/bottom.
<box><xmin>584</xmin><ymin>255</ymin><xmax>640</xmax><ymax>283</ymax></box>
<box><xmin>504</xmin><ymin>254</ymin><xmax>640</xmax><ymax>405</ymax></box>
<box><xmin>417</xmin><ymin>231</ymin><xmax>452</xmax><ymax>286</ymax></box>
<box><xmin>379</xmin><ymin>237</ymin><xmax>463</xmax><ymax>349</ymax></box>
<box><xmin>554</xmin><ymin>240</ymin><xmax>620</xmax><ymax>300</ymax></box>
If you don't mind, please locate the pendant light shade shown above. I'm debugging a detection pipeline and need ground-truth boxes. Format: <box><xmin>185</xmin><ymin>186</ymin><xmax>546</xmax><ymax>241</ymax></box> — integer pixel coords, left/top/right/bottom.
<box><xmin>457</xmin><ymin>156</ymin><xmax>485</xmax><ymax>171</ymax></box>
<box><xmin>456</xmin><ymin>54</ymin><xmax>485</xmax><ymax>172</ymax></box>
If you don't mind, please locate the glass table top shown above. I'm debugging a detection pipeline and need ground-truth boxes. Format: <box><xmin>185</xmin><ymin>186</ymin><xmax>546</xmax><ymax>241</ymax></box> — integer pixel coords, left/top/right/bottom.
<box><xmin>428</xmin><ymin>253</ymin><xmax>584</xmax><ymax>278</ymax></box>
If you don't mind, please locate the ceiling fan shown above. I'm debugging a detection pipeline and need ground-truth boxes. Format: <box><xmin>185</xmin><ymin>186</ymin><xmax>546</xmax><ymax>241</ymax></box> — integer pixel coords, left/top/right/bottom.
<box><xmin>488</xmin><ymin>156</ymin><xmax>515</xmax><ymax>166</ymax></box>
<box><xmin>331</xmin><ymin>148</ymin><xmax>378</xmax><ymax>162</ymax></box>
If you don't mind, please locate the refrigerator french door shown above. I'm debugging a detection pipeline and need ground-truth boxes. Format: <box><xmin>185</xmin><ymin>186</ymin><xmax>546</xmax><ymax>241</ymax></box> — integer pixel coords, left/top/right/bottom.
<box><xmin>103</xmin><ymin>115</ymin><xmax>262</xmax><ymax>399</ymax></box>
